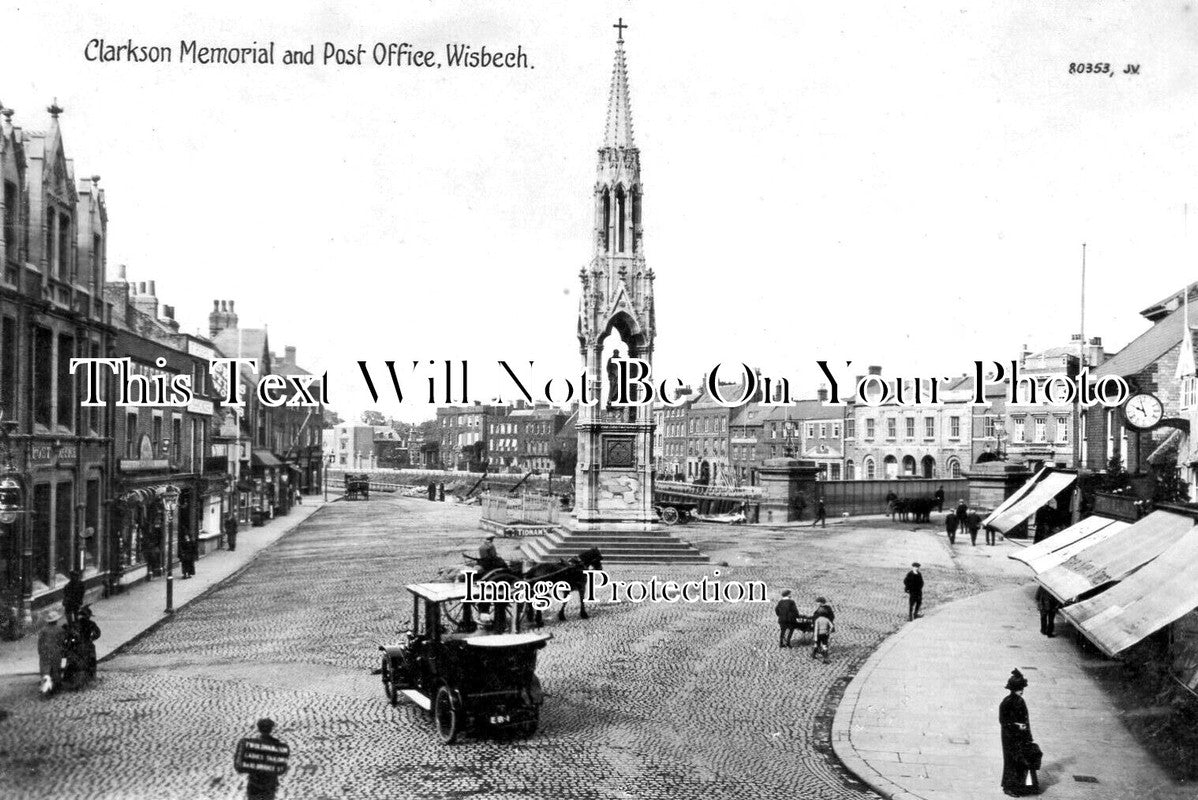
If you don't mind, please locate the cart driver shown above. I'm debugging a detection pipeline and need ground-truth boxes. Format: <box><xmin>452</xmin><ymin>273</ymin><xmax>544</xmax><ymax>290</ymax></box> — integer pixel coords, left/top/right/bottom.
<box><xmin>478</xmin><ymin>535</ymin><xmax>502</xmax><ymax>573</ymax></box>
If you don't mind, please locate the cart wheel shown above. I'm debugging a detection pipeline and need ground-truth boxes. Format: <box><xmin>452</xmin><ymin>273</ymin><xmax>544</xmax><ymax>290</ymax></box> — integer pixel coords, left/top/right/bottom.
<box><xmin>434</xmin><ymin>685</ymin><xmax>461</xmax><ymax>745</ymax></box>
<box><xmin>381</xmin><ymin>657</ymin><xmax>398</xmax><ymax>706</ymax></box>
<box><xmin>517</xmin><ymin>707</ymin><xmax>540</xmax><ymax>738</ymax></box>
<box><xmin>661</xmin><ymin>506</ymin><xmax>680</xmax><ymax>525</ymax></box>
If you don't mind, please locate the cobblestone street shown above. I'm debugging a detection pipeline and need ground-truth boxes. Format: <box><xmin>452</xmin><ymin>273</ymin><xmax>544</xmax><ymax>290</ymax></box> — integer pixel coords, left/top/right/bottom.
<box><xmin>0</xmin><ymin>497</ymin><xmax>1024</xmax><ymax>800</ymax></box>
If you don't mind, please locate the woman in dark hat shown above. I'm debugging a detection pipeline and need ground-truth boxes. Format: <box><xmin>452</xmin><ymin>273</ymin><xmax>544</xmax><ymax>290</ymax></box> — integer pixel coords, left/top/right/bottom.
<box><xmin>999</xmin><ymin>668</ymin><xmax>1036</xmax><ymax>795</ymax></box>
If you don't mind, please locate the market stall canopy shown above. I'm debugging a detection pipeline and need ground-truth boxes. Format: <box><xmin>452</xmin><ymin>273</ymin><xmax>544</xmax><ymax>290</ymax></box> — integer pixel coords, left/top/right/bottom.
<box><xmin>1038</xmin><ymin>510</ymin><xmax>1195</xmax><ymax>604</ymax></box>
<box><xmin>1060</xmin><ymin>520</ymin><xmax>1198</xmax><ymax>657</ymax></box>
<box><xmin>1009</xmin><ymin>515</ymin><xmax>1130</xmax><ymax>573</ymax></box>
<box><xmin>982</xmin><ymin>469</ymin><xmax>1076</xmax><ymax>534</ymax></box>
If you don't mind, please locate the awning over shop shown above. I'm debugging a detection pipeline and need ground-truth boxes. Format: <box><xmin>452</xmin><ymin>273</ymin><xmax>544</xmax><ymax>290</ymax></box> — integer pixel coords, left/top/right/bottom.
<box><xmin>252</xmin><ymin>449</ymin><xmax>282</xmax><ymax>468</ymax></box>
<box><xmin>982</xmin><ymin>470</ymin><xmax>1077</xmax><ymax>534</ymax></box>
<box><xmin>118</xmin><ymin>487</ymin><xmax>158</xmax><ymax>505</ymax></box>
<box><xmin>1038</xmin><ymin>510</ymin><xmax>1195</xmax><ymax>604</ymax></box>
<box><xmin>1009</xmin><ymin>515</ymin><xmax>1130</xmax><ymax>573</ymax></box>
<box><xmin>1061</xmin><ymin>521</ymin><xmax>1198</xmax><ymax>657</ymax></box>
<box><xmin>236</xmin><ymin>479</ymin><xmax>256</xmax><ymax>492</ymax></box>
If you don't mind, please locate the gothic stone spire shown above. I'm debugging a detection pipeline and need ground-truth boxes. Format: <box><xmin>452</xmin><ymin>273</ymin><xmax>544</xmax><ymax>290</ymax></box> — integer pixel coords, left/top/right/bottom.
<box><xmin>603</xmin><ymin>29</ymin><xmax>635</xmax><ymax>150</ymax></box>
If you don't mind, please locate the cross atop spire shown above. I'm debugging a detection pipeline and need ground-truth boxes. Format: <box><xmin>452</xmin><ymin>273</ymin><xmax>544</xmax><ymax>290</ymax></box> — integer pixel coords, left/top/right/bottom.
<box><xmin>603</xmin><ymin>25</ymin><xmax>635</xmax><ymax>149</ymax></box>
<box><xmin>613</xmin><ymin>17</ymin><xmax>628</xmax><ymax>43</ymax></box>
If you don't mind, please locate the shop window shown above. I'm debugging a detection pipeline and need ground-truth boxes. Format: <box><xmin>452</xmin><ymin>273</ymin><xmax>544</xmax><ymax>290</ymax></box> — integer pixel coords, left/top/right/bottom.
<box><xmin>33</xmin><ymin>327</ymin><xmax>52</xmax><ymax>427</ymax></box>
<box><xmin>33</xmin><ymin>484</ymin><xmax>51</xmax><ymax>584</ymax></box>
<box><xmin>0</xmin><ymin>316</ymin><xmax>14</xmax><ymax>417</ymax></box>
<box><xmin>55</xmin><ymin>480</ymin><xmax>72</xmax><ymax>577</ymax></box>
<box><xmin>57</xmin><ymin>334</ymin><xmax>74</xmax><ymax>429</ymax></box>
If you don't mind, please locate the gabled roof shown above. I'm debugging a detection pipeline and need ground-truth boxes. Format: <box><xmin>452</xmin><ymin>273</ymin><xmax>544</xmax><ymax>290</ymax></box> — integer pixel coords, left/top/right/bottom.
<box><xmin>1141</xmin><ymin>282</ymin><xmax>1198</xmax><ymax>322</ymax></box>
<box><xmin>1091</xmin><ymin>307</ymin><xmax>1187</xmax><ymax>379</ymax></box>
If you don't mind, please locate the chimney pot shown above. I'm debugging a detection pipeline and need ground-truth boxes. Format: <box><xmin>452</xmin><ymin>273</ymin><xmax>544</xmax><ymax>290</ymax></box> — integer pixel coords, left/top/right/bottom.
<box><xmin>213</xmin><ymin>300</ymin><xmax>220</xmax><ymax>311</ymax></box>
<box><xmin>118</xmin><ymin>264</ymin><xmax>127</xmax><ymax>280</ymax></box>
<box><xmin>868</xmin><ymin>365</ymin><xmax>882</xmax><ymax>376</ymax></box>
<box><xmin>229</xmin><ymin>300</ymin><xmax>235</xmax><ymax>313</ymax></box>
<box><xmin>148</xmin><ymin>280</ymin><xmax>156</xmax><ymax>296</ymax></box>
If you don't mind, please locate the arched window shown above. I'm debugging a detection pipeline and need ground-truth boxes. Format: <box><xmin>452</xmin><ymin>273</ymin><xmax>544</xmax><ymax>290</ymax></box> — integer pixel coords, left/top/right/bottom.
<box><xmin>921</xmin><ymin>455</ymin><xmax>936</xmax><ymax>478</ymax></box>
<box><xmin>864</xmin><ymin>457</ymin><xmax>875</xmax><ymax>479</ymax></box>
<box><xmin>615</xmin><ymin>186</ymin><xmax>627</xmax><ymax>252</ymax></box>
<box><xmin>947</xmin><ymin>457</ymin><xmax>962</xmax><ymax>478</ymax></box>
<box><xmin>846</xmin><ymin>460</ymin><xmax>855</xmax><ymax>480</ymax></box>
<box><xmin>883</xmin><ymin>455</ymin><xmax>898</xmax><ymax>479</ymax></box>
<box><xmin>902</xmin><ymin>455</ymin><xmax>916</xmax><ymax>476</ymax></box>
<box><xmin>601</xmin><ymin>188</ymin><xmax>611</xmax><ymax>252</ymax></box>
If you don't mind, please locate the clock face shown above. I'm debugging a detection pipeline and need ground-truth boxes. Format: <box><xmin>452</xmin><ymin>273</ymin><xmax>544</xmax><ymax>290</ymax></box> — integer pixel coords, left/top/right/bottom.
<box><xmin>1124</xmin><ymin>393</ymin><xmax>1163</xmax><ymax>430</ymax></box>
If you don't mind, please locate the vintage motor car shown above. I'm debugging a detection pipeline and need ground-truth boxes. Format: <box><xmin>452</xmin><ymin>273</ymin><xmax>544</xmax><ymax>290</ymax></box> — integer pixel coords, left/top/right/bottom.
<box><xmin>377</xmin><ymin>582</ymin><xmax>551</xmax><ymax>744</ymax></box>
<box><xmin>344</xmin><ymin>473</ymin><xmax>370</xmax><ymax>500</ymax></box>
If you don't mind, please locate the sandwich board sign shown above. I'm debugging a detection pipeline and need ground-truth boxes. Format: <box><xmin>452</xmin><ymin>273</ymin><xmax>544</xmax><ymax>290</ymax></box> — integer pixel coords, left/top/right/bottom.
<box><xmin>234</xmin><ymin>737</ymin><xmax>290</xmax><ymax>775</ymax></box>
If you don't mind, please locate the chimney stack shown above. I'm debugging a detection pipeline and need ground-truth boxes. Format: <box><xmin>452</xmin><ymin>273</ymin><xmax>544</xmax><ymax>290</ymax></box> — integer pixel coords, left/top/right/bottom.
<box><xmin>131</xmin><ymin>278</ymin><xmax>159</xmax><ymax>319</ymax></box>
<box><xmin>285</xmin><ymin>345</ymin><xmax>296</xmax><ymax>366</ymax></box>
<box><xmin>817</xmin><ymin>384</ymin><xmax>829</xmax><ymax>402</ymax></box>
<box><xmin>868</xmin><ymin>365</ymin><xmax>882</xmax><ymax>376</ymax></box>
<box><xmin>209</xmin><ymin>298</ymin><xmax>240</xmax><ymax>339</ymax></box>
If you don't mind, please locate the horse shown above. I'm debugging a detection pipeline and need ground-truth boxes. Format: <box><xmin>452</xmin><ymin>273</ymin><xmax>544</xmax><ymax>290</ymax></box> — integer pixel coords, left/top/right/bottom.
<box><xmin>522</xmin><ymin>547</ymin><xmax>604</xmax><ymax>627</ymax></box>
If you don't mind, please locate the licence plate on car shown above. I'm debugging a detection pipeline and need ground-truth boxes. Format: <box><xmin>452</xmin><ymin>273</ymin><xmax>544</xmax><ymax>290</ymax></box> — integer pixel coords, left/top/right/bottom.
<box><xmin>489</xmin><ymin>715</ymin><xmax>510</xmax><ymax>725</ymax></box>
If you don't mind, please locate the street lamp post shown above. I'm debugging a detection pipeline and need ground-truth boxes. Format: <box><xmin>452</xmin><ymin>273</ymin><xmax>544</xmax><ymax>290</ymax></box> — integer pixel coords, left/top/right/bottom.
<box><xmin>162</xmin><ymin>483</ymin><xmax>180</xmax><ymax>614</ymax></box>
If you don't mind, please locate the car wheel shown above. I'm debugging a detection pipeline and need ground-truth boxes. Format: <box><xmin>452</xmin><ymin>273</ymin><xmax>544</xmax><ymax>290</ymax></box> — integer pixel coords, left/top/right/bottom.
<box><xmin>434</xmin><ymin>685</ymin><xmax>461</xmax><ymax>745</ymax></box>
<box><xmin>381</xmin><ymin>657</ymin><xmax>398</xmax><ymax>706</ymax></box>
<box><xmin>661</xmin><ymin>506</ymin><xmax>679</xmax><ymax>525</ymax></box>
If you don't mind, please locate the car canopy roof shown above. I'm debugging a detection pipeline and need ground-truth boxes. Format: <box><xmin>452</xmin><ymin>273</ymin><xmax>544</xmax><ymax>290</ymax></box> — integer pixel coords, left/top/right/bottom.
<box><xmin>407</xmin><ymin>583</ymin><xmax>470</xmax><ymax>602</ymax></box>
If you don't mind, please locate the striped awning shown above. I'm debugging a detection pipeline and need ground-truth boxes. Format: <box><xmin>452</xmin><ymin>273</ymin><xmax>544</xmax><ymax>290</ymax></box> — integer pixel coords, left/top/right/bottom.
<box><xmin>118</xmin><ymin>487</ymin><xmax>158</xmax><ymax>505</ymax></box>
<box><xmin>983</xmin><ymin>469</ymin><xmax>1076</xmax><ymax>534</ymax></box>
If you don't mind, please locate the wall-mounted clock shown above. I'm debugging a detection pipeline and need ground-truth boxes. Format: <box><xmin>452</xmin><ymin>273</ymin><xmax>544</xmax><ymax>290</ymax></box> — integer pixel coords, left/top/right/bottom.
<box><xmin>1123</xmin><ymin>392</ymin><xmax>1163</xmax><ymax>430</ymax></box>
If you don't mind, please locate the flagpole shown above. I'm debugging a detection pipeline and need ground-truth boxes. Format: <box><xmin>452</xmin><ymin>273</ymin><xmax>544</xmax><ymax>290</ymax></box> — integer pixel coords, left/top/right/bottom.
<box><xmin>1072</xmin><ymin>243</ymin><xmax>1086</xmax><ymax>524</ymax></box>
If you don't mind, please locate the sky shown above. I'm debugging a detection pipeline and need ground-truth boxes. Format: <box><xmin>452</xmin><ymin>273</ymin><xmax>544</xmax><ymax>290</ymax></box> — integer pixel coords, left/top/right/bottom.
<box><xmin>2</xmin><ymin>1</ymin><xmax>1196</xmax><ymax>421</ymax></box>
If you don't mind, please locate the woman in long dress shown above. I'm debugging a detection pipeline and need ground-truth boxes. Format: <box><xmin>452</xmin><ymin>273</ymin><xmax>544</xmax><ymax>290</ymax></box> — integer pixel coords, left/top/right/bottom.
<box><xmin>999</xmin><ymin>668</ymin><xmax>1034</xmax><ymax>795</ymax></box>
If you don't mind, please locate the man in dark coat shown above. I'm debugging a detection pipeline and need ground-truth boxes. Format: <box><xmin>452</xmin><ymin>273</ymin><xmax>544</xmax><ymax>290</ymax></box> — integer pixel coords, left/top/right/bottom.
<box><xmin>934</xmin><ymin>485</ymin><xmax>945</xmax><ymax>512</ymax></box>
<box><xmin>966</xmin><ymin>512</ymin><xmax>982</xmax><ymax>546</ymax></box>
<box><xmin>225</xmin><ymin>512</ymin><xmax>239</xmax><ymax>551</ymax></box>
<box><xmin>236</xmin><ymin>718</ymin><xmax>290</xmax><ymax>800</ymax></box>
<box><xmin>179</xmin><ymin>534</ymin><xmax>198</xmax><ymax>578</ymax></box>
<box><xmin>886</xmin><ymin>490</ymin><xmax>898</xmax><ymax>519</ymax></box>
<box><xmin>62</xmin><ymin>571</ymin><xmax>85</xmax><ymax>623</ymax></box>
<box><xmin>477</xmin><ymin>535</ymin><xmax>503</xmax><ymax>573</ymax></box>
<box><xmin>999</xmin><ymin>669</ymin><xmax>1038</xmax><ymax>796</ymax></box>
<box><xmin>1035</xmin><ymin>586</ymin><xmax>1060</xmax><ymax>637</ymax></box>
<box><xmin>945</xmin><ymin>512</ymin><xmax>959</xmax><ymax>544</ymax></box>
<box><xmin>774</xmin><ymin>590</ymin><xmax>800</xmax><ymax>648</ymax></box>
<box><xmin>904</xmin><ymin>562</ymin><xmax>924</xmax><ymax>620</ymax></box>
<box><xmin>77</xmin><ymin>606</ymin><xmax>102</xmax><ymax>679</ymax></box>
<box><xmin>812</xmin><ymin>497</ymin><xmax>827</xmax><ymax>528</ymax></box>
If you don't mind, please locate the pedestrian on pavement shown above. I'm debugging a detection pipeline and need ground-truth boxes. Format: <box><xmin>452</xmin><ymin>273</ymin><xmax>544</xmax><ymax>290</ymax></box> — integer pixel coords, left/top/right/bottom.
<box><xmin>235</xmin><ymin>718</ymin><xmax>290</xmax><ymax>800</ymax></box>
<box><xmin>904</xmin><ymin>562</ymin><xmax>924</xmax><ymax>620</ymax></box>
<box><xmin>956</xmin><ymin>499</ymin><xmax>968</xmax><ymax>527</ymax></box>
<box><xmin>77</xmin><ymin>605</ymin><xmax>102</xmax><ymax>679</ymax></box>
<box><xmin>37</xmin><ymin>611</ymin><xmax>67</xmax><ymax>696</ymax></box>
<box><xmin>1035</xmin><ymin>586</ymin><xmax>1060</xmax><ymax>638</ymax></box>
<box><xmin>437</xmin><ymin>482</ymin><xmax>445</xmax><ymax>502</ymax></box>
<box><xmin>999</xmin><ymin>669</ymin><xmax>1040</xmax><ymax>796</ymax></box>
<box><xmin>294</xmin><ymin>488</ymin><xmax>302</xmax><ymax>505</ymax></box>
<box><xmin>986</xmin><ymin>522</ymin><xmax>998</xmax><ymax>546</ymax></box>
<box><xmin>812</xmin><ymin>613</ymin><xmax>833</xmax><ymax>663</ymax></box>
<box><xmin>62</xmin><ymin>571</ymin><xmax>85</xmax><ymax>624</ymax></box>
<box><xmin>885</xmin><ymin>490</ymin><xmax>898</xmax><ymax>519</ymax></box>
<box><xmin>944</xmin><ymin>512</ymin><xmax>959</xmax><ymax>544</ymax></box>
<box><xmin>966</xmin><ymin>512</ymin><xmax>982</xmax><ymax>546</ymax></box>
<box><xmin>427</xmin><ymin>482</ymin><xmax>436</xmax><ymax>501</ymax></box>
<box><xmin>775</xmin><ymin>589</ymin><xmax>800</xmax><ymax>648</ymax></box>
<box><xmin>934</xmin><ymin>485</ymin><xmax>945</xmax><ymax>512</ymax></box>
<box><xmin>225</xmin><ymin>512</ymin><xmax>239</xmax><ymax>552</ymax></box>
<box><xmin>812</xmin><ymin>497</ymin><xmax>826</xmax><ymax>528</ymax></box>
<box><xmin>179</xmin><ymin>533</ymin><xmax>197</xmax><ymax>579</ymax></box>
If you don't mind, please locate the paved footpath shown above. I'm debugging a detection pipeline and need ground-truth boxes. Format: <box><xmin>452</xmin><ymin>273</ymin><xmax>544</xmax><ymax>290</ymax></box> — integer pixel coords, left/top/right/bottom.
<box><xmin>0</xmin><ymin>499</ymin><xmax>330</xmax><ymax>684</ymax></box>
<box><xmin>832</xmin><ymin>580</ymin><xmax>1192</xmax><ymax>800</ymax></box>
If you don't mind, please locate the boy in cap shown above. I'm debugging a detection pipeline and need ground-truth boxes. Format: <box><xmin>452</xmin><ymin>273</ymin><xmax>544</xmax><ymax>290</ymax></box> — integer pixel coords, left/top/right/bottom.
<box><xmin>774</xmin><ymin>590</ymin><xmax>800</xmax><ymax>648</ymax></box>
<box><xmin>236</xmin><ymin>718</ymin><xmax>290</xmax><ymax>800</ymax></box>
<box><xmin>903</xmin><ymin>562</ymin><xmax>924</xmax><ymax>620</ymax></box>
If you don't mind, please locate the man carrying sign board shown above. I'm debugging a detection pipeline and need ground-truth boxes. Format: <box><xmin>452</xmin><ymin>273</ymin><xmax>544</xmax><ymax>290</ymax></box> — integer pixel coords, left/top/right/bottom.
<box><xmin>234</xmin><ymin>718</ymin><xmax>291</xmax><ymax>800</ymax></box>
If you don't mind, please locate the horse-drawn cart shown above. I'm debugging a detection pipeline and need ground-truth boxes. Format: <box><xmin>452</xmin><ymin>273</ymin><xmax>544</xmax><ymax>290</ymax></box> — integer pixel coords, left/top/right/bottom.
<box><xmin>344</xmin><ymin>473</ymin><xmax>370</xmax><ymax>500</ymax></box>
<box><xmin>376</xmin><ymin>583</ymin><xmax>550</xmax><ymax>743</ymax></box>
<box><xmin>654</xmin><ymin>501</ymin><xmax>697</xmax><ymax>525</ymax></box>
